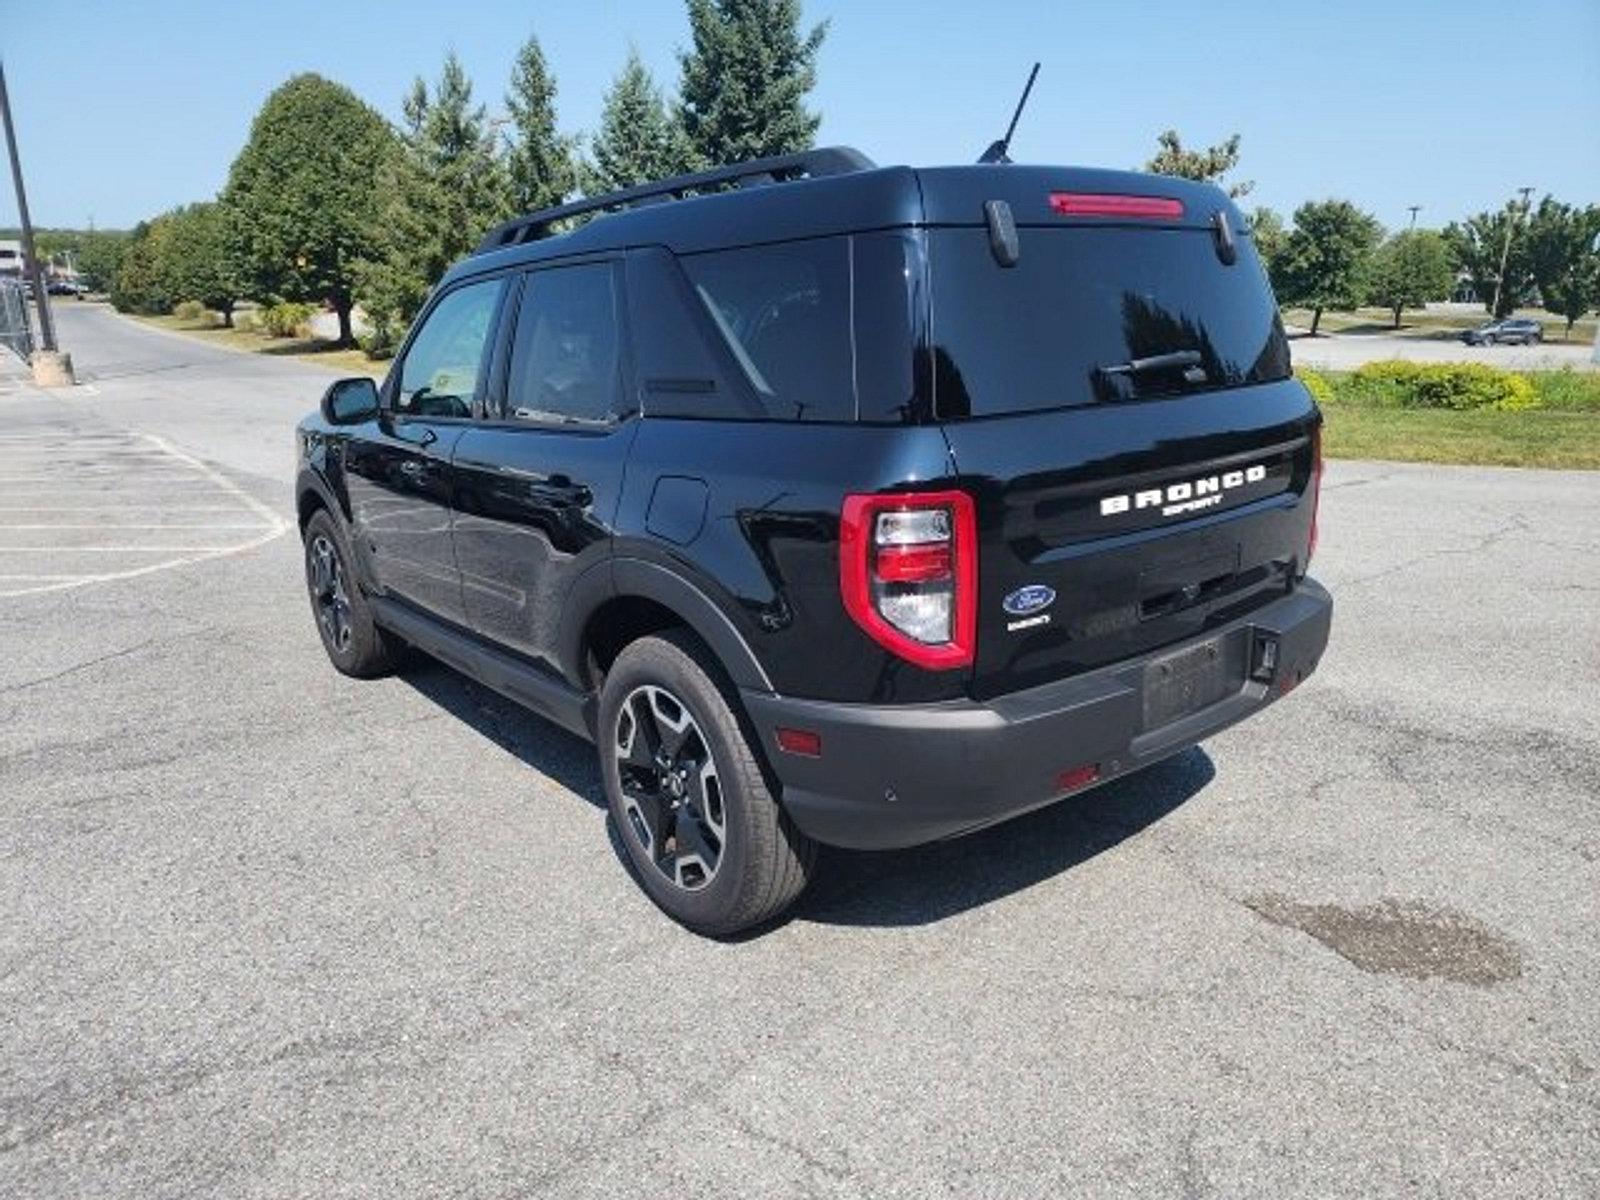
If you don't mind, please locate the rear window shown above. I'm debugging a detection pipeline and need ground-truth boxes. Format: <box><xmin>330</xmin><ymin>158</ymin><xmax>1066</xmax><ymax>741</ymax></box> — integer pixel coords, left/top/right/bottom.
<box><xmin>928</xmin><ymin>226</ymin><xmax>1290</xmax><ymax>418</ymax></box>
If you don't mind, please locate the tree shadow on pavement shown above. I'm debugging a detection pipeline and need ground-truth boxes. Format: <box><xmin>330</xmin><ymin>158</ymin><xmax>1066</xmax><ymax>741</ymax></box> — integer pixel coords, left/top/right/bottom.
<box><xmin>399</xmin><ymin>657</ymin><xmax>1215</xmax><ymax>932</ymax></box>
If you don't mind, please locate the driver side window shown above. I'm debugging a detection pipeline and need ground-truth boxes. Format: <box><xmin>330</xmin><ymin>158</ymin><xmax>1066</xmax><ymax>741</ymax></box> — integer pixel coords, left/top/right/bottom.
<box><xmin>396</xmin><ymin>278</ymin><xmax>504</xmax><ymax>418</ymax></box>
<box><xmin>505</xmin><ymin>263</ymin><xmax>623</xmax><ymax>423</ymax></box>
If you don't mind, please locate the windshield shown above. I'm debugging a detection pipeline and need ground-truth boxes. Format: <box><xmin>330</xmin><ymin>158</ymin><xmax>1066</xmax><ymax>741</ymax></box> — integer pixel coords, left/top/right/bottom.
<box><xmin>928</xmin><ymin>225</ymin><xmax>1290</xmax><ymax>418</ymax></box>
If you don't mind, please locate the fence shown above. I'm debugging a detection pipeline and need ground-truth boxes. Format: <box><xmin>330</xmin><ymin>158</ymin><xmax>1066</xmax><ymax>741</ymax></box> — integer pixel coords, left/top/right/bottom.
<box><xmin>0</xmin><ymin>276</ymin><xmax>33</xmax><ymax>361</ymax></box>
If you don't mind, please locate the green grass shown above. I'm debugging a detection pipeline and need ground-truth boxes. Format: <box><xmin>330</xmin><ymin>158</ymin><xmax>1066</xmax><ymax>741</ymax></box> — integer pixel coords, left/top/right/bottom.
<box><xmin>130</xmin><ymin>312</ymin><xmax>384</xmax><ymax>378</ymax></box>
<box><xmin>1283</xmin><ymin>306</ymin><xmax>1598</xmax><ymax>343</ymax></box>
<box><xmin>1310</xmin><ymin>368</ymin><xmax>1600</xmax><ymax>469</ymax></box>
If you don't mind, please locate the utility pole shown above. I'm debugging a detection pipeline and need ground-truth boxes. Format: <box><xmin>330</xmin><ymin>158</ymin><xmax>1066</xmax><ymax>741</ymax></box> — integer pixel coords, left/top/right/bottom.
<box><xmin>1407</xmin><ymin>205</ymin><xmax>1421</xmax><ymax>231</ymax></box>
<box><xmin>1490</xmin><ymin>186</ymin><xmax>1535</xmax><ymax>318</ymax></box>
<box><xmin>0</xmin><ymin>58</ymin><xmax>72</xmax><ymax>385</ymax></box>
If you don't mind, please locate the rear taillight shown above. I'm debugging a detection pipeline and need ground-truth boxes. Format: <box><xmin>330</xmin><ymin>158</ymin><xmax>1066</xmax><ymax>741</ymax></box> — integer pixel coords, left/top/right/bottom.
<box><xmin>1049</xmin><ymin>192</ymin><xmax>1185</xmax><ymax>219</ymax></box>
<box><xmin>1307</xmin><ymin>425</ymin><xmax>1323</xmax><ymax>565</ymax></box>
<box><xmin>840</xmin><ymin>491</ymin><xmax>977</xmax><ymax>670</ymax></box>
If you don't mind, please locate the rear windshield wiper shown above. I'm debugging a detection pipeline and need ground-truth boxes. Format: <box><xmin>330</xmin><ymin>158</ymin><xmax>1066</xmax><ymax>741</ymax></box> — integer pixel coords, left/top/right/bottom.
<box><xmin>1095</xmin><ymin>350</ymin><xmax>1204</xmax><ymax>379</ymax></box>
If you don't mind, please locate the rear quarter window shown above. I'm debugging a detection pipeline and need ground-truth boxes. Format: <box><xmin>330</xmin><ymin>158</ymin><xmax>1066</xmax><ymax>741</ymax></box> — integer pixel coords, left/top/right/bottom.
<box><xmin>929</xmin><ymin>226</ymin><xmax>1290</xmax><ymax>419</ymax></box>
<box><xmin>679</xmin><ymin>237</ymin><xmax>855</xmax><ymax>422</ymax></box>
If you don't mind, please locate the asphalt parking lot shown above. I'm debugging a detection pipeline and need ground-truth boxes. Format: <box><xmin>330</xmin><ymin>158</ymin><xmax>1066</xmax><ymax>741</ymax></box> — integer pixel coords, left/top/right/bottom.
<box><xmin>3</xmin><ymin>305</ymin><xmax>1598</xmax><ymax>1198</ymax></box>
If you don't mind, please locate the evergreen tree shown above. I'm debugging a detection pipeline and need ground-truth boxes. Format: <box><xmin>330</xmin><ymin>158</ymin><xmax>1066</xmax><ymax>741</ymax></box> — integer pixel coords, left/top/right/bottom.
<box><xmin>505</xmin><ymin>34</ymin><xmax>578</xmax><ymax>213</ymax></box>
<box><xmin>222</xmin><ymin>74</ymin><xmax>397</xmax><ymax>344</ymax></box>
<box><xmin>586</xmin><ymin>51</ymin><xmax>691</xmax><ymax>194</ymax></box>
<box><xmin>356</xmin><ymin>54</ymin><xmax>512</xmax><ymax>355</ymax></box>
<box><xmin>677</xmin><ymin>0</ymin><xmax>826</xmax><ymax>168</ymax></box>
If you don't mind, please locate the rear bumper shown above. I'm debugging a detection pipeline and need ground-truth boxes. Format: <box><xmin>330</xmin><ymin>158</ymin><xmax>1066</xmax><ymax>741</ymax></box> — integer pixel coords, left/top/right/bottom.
<box><xmin>743</xmin><ymin>578</ymin><xmax>1332</xmax><ymax>850</ymax></box>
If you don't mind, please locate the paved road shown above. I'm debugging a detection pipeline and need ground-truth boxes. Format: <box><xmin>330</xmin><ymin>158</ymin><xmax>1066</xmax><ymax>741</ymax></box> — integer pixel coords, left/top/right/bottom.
<box><xmin>3</xmin><ymin>305</ymin><xmax>1598</xmax><ymax>1198</ymax></box>
<box><xmin>1290</xmin><ymin>329</ymin><xmax>1596</xmax><ymax>372</ymax></box>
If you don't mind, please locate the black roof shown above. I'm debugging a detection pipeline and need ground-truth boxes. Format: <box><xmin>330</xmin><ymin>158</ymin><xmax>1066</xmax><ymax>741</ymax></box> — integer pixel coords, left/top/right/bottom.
<box><xmin>443</xmin><ymin>146</ymin><xmax>1240</xmax><ymax>288</ymax></box>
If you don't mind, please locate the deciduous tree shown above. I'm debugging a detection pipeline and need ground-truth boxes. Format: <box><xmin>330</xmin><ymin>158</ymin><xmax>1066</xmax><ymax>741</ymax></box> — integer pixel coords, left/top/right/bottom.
<box><xmin>222</xmin><ymin>74</ymin><xmax>397</xmax><ymax>345</ymax></box>
<box><xmin>1145</xmin><ymin>130</ymin><xmax>1253</xmax><ymax>198</ymax></box>
<box><xmin>165</xmin><ymin>202</ymin><xmax>245</xmax><ymax>327</ymax></box>
<box><xmin>678</xmin><ymin>0</ymin><xmax>826</xmax><ymax>168</ymax></box>
<box><xmin>1524</xmin><ymin>198</ymin><xmax>1600</xmax><ymax>339</ymax></box>
<box><xmin>1443</xmin><ymin>201</ymin><xmax>1538</xmax><ymax>318</ymax></box>
<box><xmin>1366</xmin><ymin>229</ymin><xmax>1455</xmax><ymax>329</ymax></box>
<box><xmin>1272</xmin><ymin>200</ymin><xmax>1382</xmax><ymax>335</ymax></box>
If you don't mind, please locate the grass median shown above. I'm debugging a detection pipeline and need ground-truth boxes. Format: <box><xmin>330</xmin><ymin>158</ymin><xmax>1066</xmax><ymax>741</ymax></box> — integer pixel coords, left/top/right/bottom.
<box><xmin>1308</xmin><ymin>367</ymin><xmax>1600</xmax><ymax>469</ymax></box>
<box><xmin>129</xmin><ymin>311</ymin><xmax>384</xmax><ymax>378</ymax></box>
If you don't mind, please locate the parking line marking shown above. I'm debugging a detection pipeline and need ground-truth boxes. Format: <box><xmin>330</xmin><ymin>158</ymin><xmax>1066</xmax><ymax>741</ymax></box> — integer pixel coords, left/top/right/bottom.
<box><xmin>0</xmin><ymin>433</ymin><xmax>290</xmax><ymax>598</ymax></box>
<box><xmin>0</xmin><ymin>523</ymin><xmax>271</xmax><ymax>531</ymax></box>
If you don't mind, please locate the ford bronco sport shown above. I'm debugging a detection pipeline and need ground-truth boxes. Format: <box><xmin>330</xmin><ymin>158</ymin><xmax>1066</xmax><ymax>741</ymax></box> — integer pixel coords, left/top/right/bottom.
<box><xmin>296</xmin><ymin>147</ymin><xmax>1332</xmax><ymax>934</ymax></box>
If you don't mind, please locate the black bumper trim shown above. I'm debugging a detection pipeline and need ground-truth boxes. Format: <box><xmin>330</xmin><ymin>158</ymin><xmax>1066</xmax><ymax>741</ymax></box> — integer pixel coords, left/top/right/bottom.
<box><xmin>743</xmin><ymin>579</ymin><xmax>1332</xmax><ymax>850</ymax></box>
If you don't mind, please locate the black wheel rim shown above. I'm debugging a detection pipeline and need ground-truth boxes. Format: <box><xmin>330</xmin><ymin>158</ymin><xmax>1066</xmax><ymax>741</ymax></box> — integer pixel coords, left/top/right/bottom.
<box><xmin>613</xmin><ymin>685</ymin><xmax>725</xmax><ymax>891</ymax></box>
<box><xmin>308</xmin><ymin>533</ymin><xmax>353</xmax><ymax>655</ymax></box>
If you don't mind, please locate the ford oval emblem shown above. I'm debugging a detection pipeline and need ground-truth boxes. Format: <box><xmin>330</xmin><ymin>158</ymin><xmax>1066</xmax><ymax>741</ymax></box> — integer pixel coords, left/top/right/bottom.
<box><xmin>1003</xmin><ymin>584</ymin><xmax>1056</xmax><ymax>616</ymax></box>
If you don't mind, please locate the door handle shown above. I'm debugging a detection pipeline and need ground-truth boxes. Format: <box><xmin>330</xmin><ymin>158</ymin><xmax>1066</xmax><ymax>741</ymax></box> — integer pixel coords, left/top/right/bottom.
<box><xmin>418</xmin><ymin>428</ymin><xmax>438</xmax><ymax>448</ymax></box>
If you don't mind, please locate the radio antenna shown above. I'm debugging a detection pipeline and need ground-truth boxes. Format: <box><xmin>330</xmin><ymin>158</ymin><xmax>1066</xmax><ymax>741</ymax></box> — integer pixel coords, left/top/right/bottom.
<box><xmin>978</xmin><ymin>63</ymin><xmax>1041</xmax><ymax>164</ymax></box>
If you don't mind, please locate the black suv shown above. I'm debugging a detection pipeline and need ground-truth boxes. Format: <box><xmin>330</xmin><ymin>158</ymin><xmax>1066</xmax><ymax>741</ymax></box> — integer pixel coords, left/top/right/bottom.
<box><xmin>296</xmin><ymin>148</ymin><xmax>1332</xmax><ymax>934</ymax></box>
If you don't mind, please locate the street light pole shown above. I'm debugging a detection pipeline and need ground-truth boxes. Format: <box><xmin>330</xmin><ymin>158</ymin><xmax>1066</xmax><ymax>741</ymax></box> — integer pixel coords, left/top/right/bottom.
<box><xmin>0</xmin><ymin>58</ymin><xmax>56</xmax><ymax>354</ymax></box>
<box><xmin>1490</xmin><ymin>186</ymin><xmax>1535</xmax><ymax>317</ymax></box>
<box><xmin>1407</xmin><ymin>205</ymin><xmax>1421</xmax><ymax>231</ymax></box>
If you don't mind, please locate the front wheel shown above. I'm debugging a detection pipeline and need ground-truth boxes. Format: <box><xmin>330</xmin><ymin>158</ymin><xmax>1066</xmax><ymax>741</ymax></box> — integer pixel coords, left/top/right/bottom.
<box><xmin>302</xmin><ymin>509</ymin><xmax>402</xmax><ymax>678</ymax></box>
<box><xmin>599</xmin><ymin>630</ymin><xmax>816</xmax><ymax>935</ymax></box>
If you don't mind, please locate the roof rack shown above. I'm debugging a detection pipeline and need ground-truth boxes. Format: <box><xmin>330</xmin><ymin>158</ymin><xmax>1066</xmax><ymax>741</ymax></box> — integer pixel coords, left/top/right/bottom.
<box><xmin>473</xmin><ymin>145</ymin><xmax>877</xmax><ymax>255</ymax></box>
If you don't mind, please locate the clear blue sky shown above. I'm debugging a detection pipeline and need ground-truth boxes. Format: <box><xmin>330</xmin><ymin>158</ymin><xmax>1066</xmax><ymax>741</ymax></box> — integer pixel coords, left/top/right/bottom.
<box><xmin>5</xmin><ymin>0</ymin><xmax>1597</xmax><ymax>232</ymax></box>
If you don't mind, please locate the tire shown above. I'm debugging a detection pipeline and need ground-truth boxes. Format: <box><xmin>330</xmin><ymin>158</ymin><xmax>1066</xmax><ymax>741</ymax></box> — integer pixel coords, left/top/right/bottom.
<box><xmin>599</xmin><ymin>629</ymin><xmax>817</xmax><ymax>935</ymax></box>
<box><xmin>302</xmin><ymin>508</ymin><xmax>402</xmax><ymax>678</ymax></box>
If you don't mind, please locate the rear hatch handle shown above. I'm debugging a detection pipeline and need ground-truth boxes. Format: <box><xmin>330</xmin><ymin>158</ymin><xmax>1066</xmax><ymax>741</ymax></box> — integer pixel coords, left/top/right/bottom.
<box><xmin>1095</xmin><ymin>349</ymin><xmax>1205</xmax><ymax>381</ymax></box>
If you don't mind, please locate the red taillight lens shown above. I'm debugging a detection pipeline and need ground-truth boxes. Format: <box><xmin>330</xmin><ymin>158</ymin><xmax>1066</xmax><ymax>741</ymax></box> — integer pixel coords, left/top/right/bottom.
<box><xmin>1049</xmin><ymin>192</ymin><xmax>1185</xmax><ymax>219</ymax></box>
<box><xmin>1308</xmin><ymin>425</ymin><xmax>1323</xmax><ymax>565</ymax></box>
<box><xmin>840</xmin><ymin>490</ymin><xmax>977</xmax><ymax>671</ymax></box>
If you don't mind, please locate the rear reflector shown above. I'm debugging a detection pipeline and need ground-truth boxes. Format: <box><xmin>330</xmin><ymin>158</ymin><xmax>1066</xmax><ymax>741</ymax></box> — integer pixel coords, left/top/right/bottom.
<box><xmin>1055</xmin><ymin>763</ymin><xmax>1101</xmax><ymax>792</ymax></box>
<box><xmin>1049</xmin><ymin>192</ymin><xmax>1185</xmax><ymax>219</ymax></box>
<box><xmin>775</xmin><ymin>727</ymin><xmax>823</xmax><ymax>757</ymax></box>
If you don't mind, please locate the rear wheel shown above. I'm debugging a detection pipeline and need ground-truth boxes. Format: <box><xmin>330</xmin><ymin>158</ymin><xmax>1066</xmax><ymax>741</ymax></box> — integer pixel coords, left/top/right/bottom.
<box><xmin>303</xmin><ymin>509</ymin><xmax>401</xmax><ymax>678</ymax></box>
<box><xmin>599</xmin><ymin>630</ymin><xmax>816</xmax><ymax>935</ymax></box>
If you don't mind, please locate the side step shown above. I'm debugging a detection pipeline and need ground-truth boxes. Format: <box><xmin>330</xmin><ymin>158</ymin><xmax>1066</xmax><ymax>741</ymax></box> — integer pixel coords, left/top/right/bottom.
<box><xmin>372</xmin><ymin>597</ymin><xmax>596</xmax><ymax>742</ymax></box>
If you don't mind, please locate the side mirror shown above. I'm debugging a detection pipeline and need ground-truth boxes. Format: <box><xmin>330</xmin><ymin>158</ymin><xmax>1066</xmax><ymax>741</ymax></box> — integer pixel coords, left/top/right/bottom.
<box><xmin>320</xmin><ymin>377</ymin><xmax>380</xmax><ymax>425</ymax></box>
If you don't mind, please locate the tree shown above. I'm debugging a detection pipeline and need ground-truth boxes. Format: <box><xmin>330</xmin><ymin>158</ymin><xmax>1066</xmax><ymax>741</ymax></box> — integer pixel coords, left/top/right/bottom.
<box><xmin>1524</xmin><ymin>198</ymin><xmax>1600</xmax><ymax>339</ymax></box>
<box><xmin>1443</xmin><ymin>201</ymin><xmax>1538</xmax><ymax>318</ymax></box>
<box><xmin>1365</xmin><ymin>229</ymin><xmax>1454</xmax><ymax>328</ymax></box>
<box><xmin>75</xmin><ymin>230</ymin><xmax>129</xmax><ymax>293</ymax></box>
<box><xmin>586</xmin><ymin>51</ymin><xmax>692</xmax><ymax>194</ymax></box>
<box><xmin>505</xmin><ymin>34</ymin><xmax>578</xmax><ymax>213</ymax></box>
<box><xmin>1272</xmin><ymin>200</ymin><xmax>1382</xmax><ymax>335</ymax></box>
<box><xmin>678</xmin><ymin>0</ymin><xmax>827</xmax><ymax>168</ymax></box>
<box><xmin>223</xmin><ymin>74</ymin><xmax>398</xmax><ymax>344</ymax></box>
<box><xmin>1248</xmin><ymin>207</ymin><xmax>1287</xmax><ymax>274</ymax></box>
<box><xmin>164</xmin><ymin>202</ymin><xmax>245</xmax><ymax>326</ymax></box>
<box><xmin>356</xmin><ymin>54</ymin><xmax>512</xmax><ymax>355</ymax></box>
<box><xmin>1144</xmin><ymin>130</ymin><xmax>1253</xmax><ymax>198</ymax></box>
<box><xmin>110</xmin><ymin>218</ymin><xmax>178</xmax><ymax>315</ymax></box>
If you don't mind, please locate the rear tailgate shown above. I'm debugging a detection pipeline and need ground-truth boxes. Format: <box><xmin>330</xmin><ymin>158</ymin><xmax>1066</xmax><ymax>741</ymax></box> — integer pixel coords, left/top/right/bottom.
<box><xmin>922</xmin><ymin>185</ymin><xmax>1318</xmax><ymax>699</ymax></box>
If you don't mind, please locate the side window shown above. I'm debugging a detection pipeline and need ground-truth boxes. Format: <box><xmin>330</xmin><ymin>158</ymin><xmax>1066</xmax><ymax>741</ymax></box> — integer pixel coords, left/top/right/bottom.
<box><xmin>396</xmin><ymin>278</ymin><xmax>503</xmax><ymax>418</ymax></box>
<box><xmin>506</xmin><ymin>263</ymin><xmax>623</xmax><ymax>423</ymax></box>
<box><xmin>678</xmin><ymin>237</ymin><xmax>854</xmax><ymax>421</ymax></box>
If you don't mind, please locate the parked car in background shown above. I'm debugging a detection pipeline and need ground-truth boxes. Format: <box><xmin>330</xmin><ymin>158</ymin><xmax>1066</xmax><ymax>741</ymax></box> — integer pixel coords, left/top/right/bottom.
<box><xmin>1461</xmin><ymin>318</ymin><xmax>1543</xmax><ymax>345</ymax></box>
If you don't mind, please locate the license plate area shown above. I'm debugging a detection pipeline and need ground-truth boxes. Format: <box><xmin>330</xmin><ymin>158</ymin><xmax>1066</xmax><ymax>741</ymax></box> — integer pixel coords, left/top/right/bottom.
<box><xmin>1141</xmin><ymin>632</ymin><xmax>1246</xmax><ymax>730</ymax></box>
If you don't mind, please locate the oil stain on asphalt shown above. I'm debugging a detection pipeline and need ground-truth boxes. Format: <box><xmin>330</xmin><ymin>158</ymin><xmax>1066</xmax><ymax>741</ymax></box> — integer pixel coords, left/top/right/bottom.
<box><xmin>1246</xmin><ymin>896</ymin><xmax>1524</xmax><ymax>986</ymax></box>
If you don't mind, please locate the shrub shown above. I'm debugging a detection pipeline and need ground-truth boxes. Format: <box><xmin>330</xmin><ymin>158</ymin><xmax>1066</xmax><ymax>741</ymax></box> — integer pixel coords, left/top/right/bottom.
<box><xmin>1296</xmin><ymin>368</ymin><xmax>1334</xmax><ymax>408</ymax></box>
<box><xmin>1346</xmin><ymin>361</ymin><xmax>1539</xmax><ymax>412</ymax></box>
<box><xmin>172</xmin><ymin>299</ymin><xmax>211</xmax><ymax>324</ymax></box>
<box><xmin>1530</xmin><ymin>368</ymin><xmax>1600</xmax><ymax>412</ymax></box>
<box><xmin>259</xmin><ymin>301</ymin><xmax>315</xmax><ymax>338</ymax></box>
<box><xmin>232</xmin><ymin>309</ymin><xmax>259</xmax><ymax>333</ymax></box>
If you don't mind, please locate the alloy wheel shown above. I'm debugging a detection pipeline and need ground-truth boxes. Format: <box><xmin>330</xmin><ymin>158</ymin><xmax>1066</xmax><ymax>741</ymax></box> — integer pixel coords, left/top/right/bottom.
<box><xmin>308</xmin><ymin>534</ymin><xmax>353</xmax><ymax>654</ymax></box>
<box><xmin>613</xmin><ymin>685</ymin><xmax>726</xmax><ymax>891</ymax></box>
